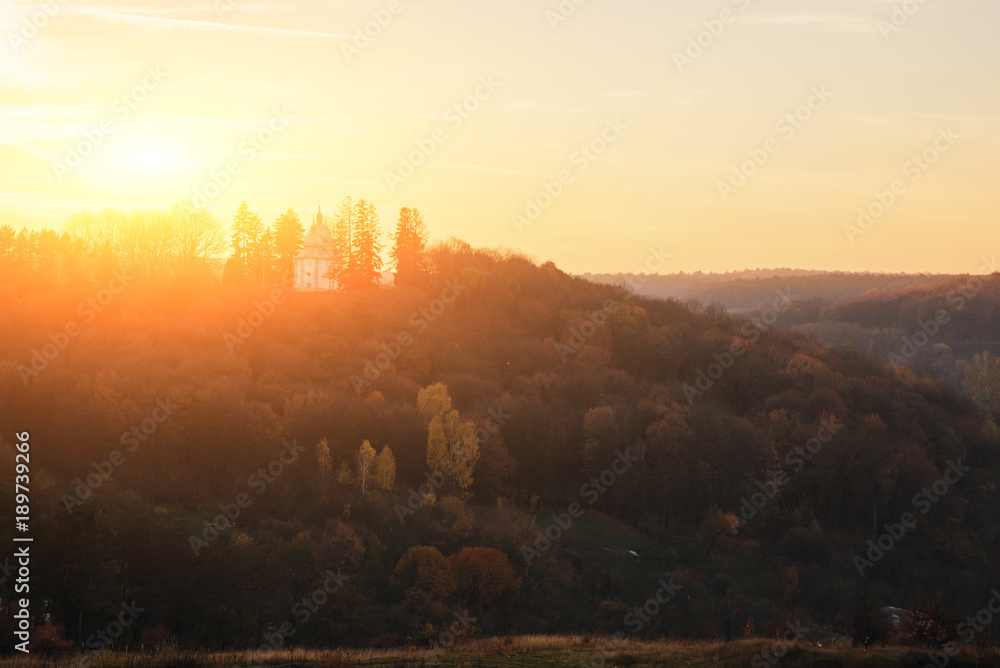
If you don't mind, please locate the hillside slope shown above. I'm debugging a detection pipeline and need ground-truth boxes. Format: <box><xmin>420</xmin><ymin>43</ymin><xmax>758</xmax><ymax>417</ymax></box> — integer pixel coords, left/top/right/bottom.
<box><xmin>0</xmin><ymin>243</ymin><xmax>997</xmax><ymax>651</ymax></box>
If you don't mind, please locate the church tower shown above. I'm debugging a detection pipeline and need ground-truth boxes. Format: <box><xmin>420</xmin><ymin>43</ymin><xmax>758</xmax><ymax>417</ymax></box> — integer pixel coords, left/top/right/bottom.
<box><xmin>294</xmin><ymin>205</ymin><xmax>339</xmax><ymax>291</ymax></box>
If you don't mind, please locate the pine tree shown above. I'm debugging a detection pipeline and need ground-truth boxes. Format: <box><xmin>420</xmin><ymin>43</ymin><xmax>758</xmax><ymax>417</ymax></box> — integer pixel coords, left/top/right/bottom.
<box><xmin>345</xmin><ymin>199</ymin><xmax>383</xmax><ymax>290</ymax></box>
<box><xmin>333</xmin><ymin>196</ymin><xmax>354</xmax><ymax>274</ymax></box>
<box><xmin>254</xmin><ymin>226</ymin><xmax>277</xmax><ymax>284</ymax></box>
<box><xmin>390</xmin><ymin>207</ymin><xmax>429</xmax><ymax>288</ymax></box>
<box><xmin>272</xmin><ymin>208</ymin><xmax>304</xmax><ymax>283</ymax></box>
<box><xmin>230</xmin><ymin>201</ymin><xmax>264</xmax><ymax>283</ymax></box>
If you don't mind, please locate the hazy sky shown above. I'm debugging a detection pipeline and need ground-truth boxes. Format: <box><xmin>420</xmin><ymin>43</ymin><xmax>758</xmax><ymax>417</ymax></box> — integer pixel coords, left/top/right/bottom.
<box><xmin>2</xmin><ymin>0</ymin><xmax>998</xmax><ymax>274</ymax></box>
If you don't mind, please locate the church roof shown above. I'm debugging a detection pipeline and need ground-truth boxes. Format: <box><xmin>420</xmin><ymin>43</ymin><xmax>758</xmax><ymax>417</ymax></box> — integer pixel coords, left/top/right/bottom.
<box><xmin>303</xmin><ymin>222</ymin><xmax>334</xmax><ymax>250</ymax></box>
<box><xmin>296</xmin><ymin>206</ymin><xmax>336</xmax><ymax>261</ymax></box>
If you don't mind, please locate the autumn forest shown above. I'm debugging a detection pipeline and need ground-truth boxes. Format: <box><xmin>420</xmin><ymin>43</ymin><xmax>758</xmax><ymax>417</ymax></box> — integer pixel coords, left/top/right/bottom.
<box><xmin>0</xmin><ymin>200</ymin><xmax>998</xmax><ymax>663</ymax></box>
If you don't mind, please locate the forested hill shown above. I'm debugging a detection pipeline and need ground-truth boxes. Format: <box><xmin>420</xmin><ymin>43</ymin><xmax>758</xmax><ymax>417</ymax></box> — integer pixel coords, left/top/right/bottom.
<box><xmin>583</xmin><ymin>270</ymin><xmax>957</xmax><ymax>312</ymax></box>
<box><xmin>746</xmin><ymin>272</ymin><xmax>1000</xmax><ymax>393</ymax></box>
<box><xmin>0</xmin><ymin>241</ymin><xmax>998</xmax><ymax>651</ymax></box>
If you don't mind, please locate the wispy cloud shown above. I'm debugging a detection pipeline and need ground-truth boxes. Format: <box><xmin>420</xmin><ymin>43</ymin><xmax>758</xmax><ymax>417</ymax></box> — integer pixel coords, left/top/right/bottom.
<box><xmin>432</xmin><ymin>163</ymin><xmax>552</xmax><ymax>178</ymax></box>
<box><xmin>78</xmin><ymin>9</ymin><xmax>352</xmax><ymax>39</ymax></box>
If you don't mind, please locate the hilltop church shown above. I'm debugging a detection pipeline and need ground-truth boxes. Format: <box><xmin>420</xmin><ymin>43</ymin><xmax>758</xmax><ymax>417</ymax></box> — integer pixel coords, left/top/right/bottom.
<box><xmin>295</xmin><ymin>206</ymin><xmax>339</xmax><ymax>292</ymax></box>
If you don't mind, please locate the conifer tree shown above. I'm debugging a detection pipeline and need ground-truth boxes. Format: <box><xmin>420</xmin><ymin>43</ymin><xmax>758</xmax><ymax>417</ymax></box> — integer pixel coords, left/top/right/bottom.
<box><xmin>345</xmin><ymin>199</ymin><xmax>383</xmax><ymax>289</ymax></box>
<box><xmin>272</xmin><ymin>208</ymin><xmax>304</xmax><ymax>282</ymax></box>
<box><xmin>230</xmin><ymin>201</ymin><xmax>264</xmax><ymax>281</ymax></box>
<box><xmin>390</xmin><ymin>207</ymin><xmax>429</xmax><ymax>288</ymax></box>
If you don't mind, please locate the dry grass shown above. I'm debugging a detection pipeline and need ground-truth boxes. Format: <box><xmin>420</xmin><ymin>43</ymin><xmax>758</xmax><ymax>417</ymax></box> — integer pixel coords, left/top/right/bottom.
<box><xmin>1</xmin><ymin>636</ymin><xmax>994</xmax><ymax>667</ymax></box>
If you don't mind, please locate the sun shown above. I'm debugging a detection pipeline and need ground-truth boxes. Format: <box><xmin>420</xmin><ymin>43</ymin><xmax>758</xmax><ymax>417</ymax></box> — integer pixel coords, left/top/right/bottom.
<box><xmin>79</xmin><ymin>133</ymin><xmax>200</xmax><ymax>198</ymax></box>
<box><xmin>121</xmin><ymin>138</ymin><xmax>186</xmax><ymax>177</ymax></box>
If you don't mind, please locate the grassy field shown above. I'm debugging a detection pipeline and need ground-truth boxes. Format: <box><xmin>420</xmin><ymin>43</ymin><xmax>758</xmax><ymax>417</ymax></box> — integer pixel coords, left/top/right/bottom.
<box><xmin>3</xmin><ymin>636</ymin><xmax>994</xmax><ymax>668</ymax></box>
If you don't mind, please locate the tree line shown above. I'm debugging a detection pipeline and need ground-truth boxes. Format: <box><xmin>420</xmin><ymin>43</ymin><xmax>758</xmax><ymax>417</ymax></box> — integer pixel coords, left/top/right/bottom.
<box><xmin>0</xmin><ymin>197</ymin><xmax>430</xmax><ymax>292</ymax></box>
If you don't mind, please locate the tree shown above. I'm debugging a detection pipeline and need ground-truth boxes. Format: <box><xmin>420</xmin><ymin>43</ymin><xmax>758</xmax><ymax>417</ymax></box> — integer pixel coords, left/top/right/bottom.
<box><xmin>393</xmin><ymin>546</ymin><xmax>455</xmax><ymax>620</ymax></box>
<box><xmin>230</xmin><ymin>201</ymin><xmax>264</xmax><ymax>283</ymax></box>
<box><xmin>898</xmin><ymin>592</ymin><xmax>960</xmax><ymax>647</ymax></box>
<box><xmin>852</xmin><ymin>589</ymin><xmax>890</xmax><ymax>647</ymax></box>
<box><xmin>315</xmin><ymin>438</ymin><xmax>332</xmax><ymax>485</ymax></box>
<box><xmin>390</xmin><ymin>207</ymin><xmax>429</xmax><ymax>288</ymax></box>
<box><xmin>963</xmin><ymin>351</ymin><xmax>1000</xmax><ymax>415</ymax></box>
<box><xmin>168</xmin><ymin>200</ymin><xmax>227</xmax><ymax>271</ymax></box>
<box><xmin>272</xmin><ymin>208</ymin><xmax>305</xmax><ymax>282</ymax></box>
<box><xmin>417</xmin><ymin>383</ymin><xmax>452</xmax><ymax>422</ymax></box>
<box><xmin>254</xmin><ymin>225</ymin><xmax>277</xmax><ymax>284</ymax></box>
<box><xmin>345</xmin><ymin>199</ymin><xmax>383</xmax><ymax>290</ymax></box>
<box><xmin>333</xmin><ymin>196</ymin><xmax>354</xmax><ymax>271</ymax></box>
<box><xmin>374</xmin><ymin>446</ymin><xmax>396</xmax><ymax>491</ymax></box>
<box><xmin>356</xmin><ymin>440</ymin><xmax>376</xmax><ymax>495</ymax></box>
<box><xmin>336</xmin><ymin>461</ymin><xmax>353</xmax><ymax>485</ymax></box>
<box><xmin>448</xmin><ymin>547</ymin><xmax>517</xmax><ymax>610</ymax></box>
<box><xmin>0</xmin><ymin>224</ymin><xmax>16</xmax><ymax>260</ymax></box>
<box><xmin>417</xmin><ymin>384</ymin><xmax>480</xmax><ymax>493</ymax></box>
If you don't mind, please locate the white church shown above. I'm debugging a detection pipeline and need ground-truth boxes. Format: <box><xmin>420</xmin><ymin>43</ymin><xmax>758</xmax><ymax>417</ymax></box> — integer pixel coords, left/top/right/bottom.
<box><xmin>294</xmin><ymin>206</ymin><xmax>339</xmax><ymax>292</ymax></box>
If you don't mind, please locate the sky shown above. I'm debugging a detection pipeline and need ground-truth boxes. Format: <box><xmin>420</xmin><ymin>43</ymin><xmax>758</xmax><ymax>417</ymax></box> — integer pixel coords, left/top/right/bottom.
<box><xmin>1</xmin><ymin>0</ymin><xmax>998</xmax><ymax>275</ymax></box>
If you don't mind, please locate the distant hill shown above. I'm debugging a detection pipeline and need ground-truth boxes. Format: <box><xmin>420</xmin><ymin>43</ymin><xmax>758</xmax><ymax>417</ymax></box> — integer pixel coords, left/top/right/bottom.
<box><xmin>732</xmin><ymin>273</ymin><xmax>1000</xmax><ymax>391</ymax></box>
<box><xmin>582</xmin><ymin>270</ymin><xmax>958</xmax><ymax>312</ymax></box>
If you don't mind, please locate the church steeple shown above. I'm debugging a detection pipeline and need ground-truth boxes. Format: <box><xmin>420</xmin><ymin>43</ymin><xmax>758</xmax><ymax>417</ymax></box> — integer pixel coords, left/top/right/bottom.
<box><xmin>315</xmin><ymin>201</ymin><xmax>323</xmax><ymax>226</ymax></box>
